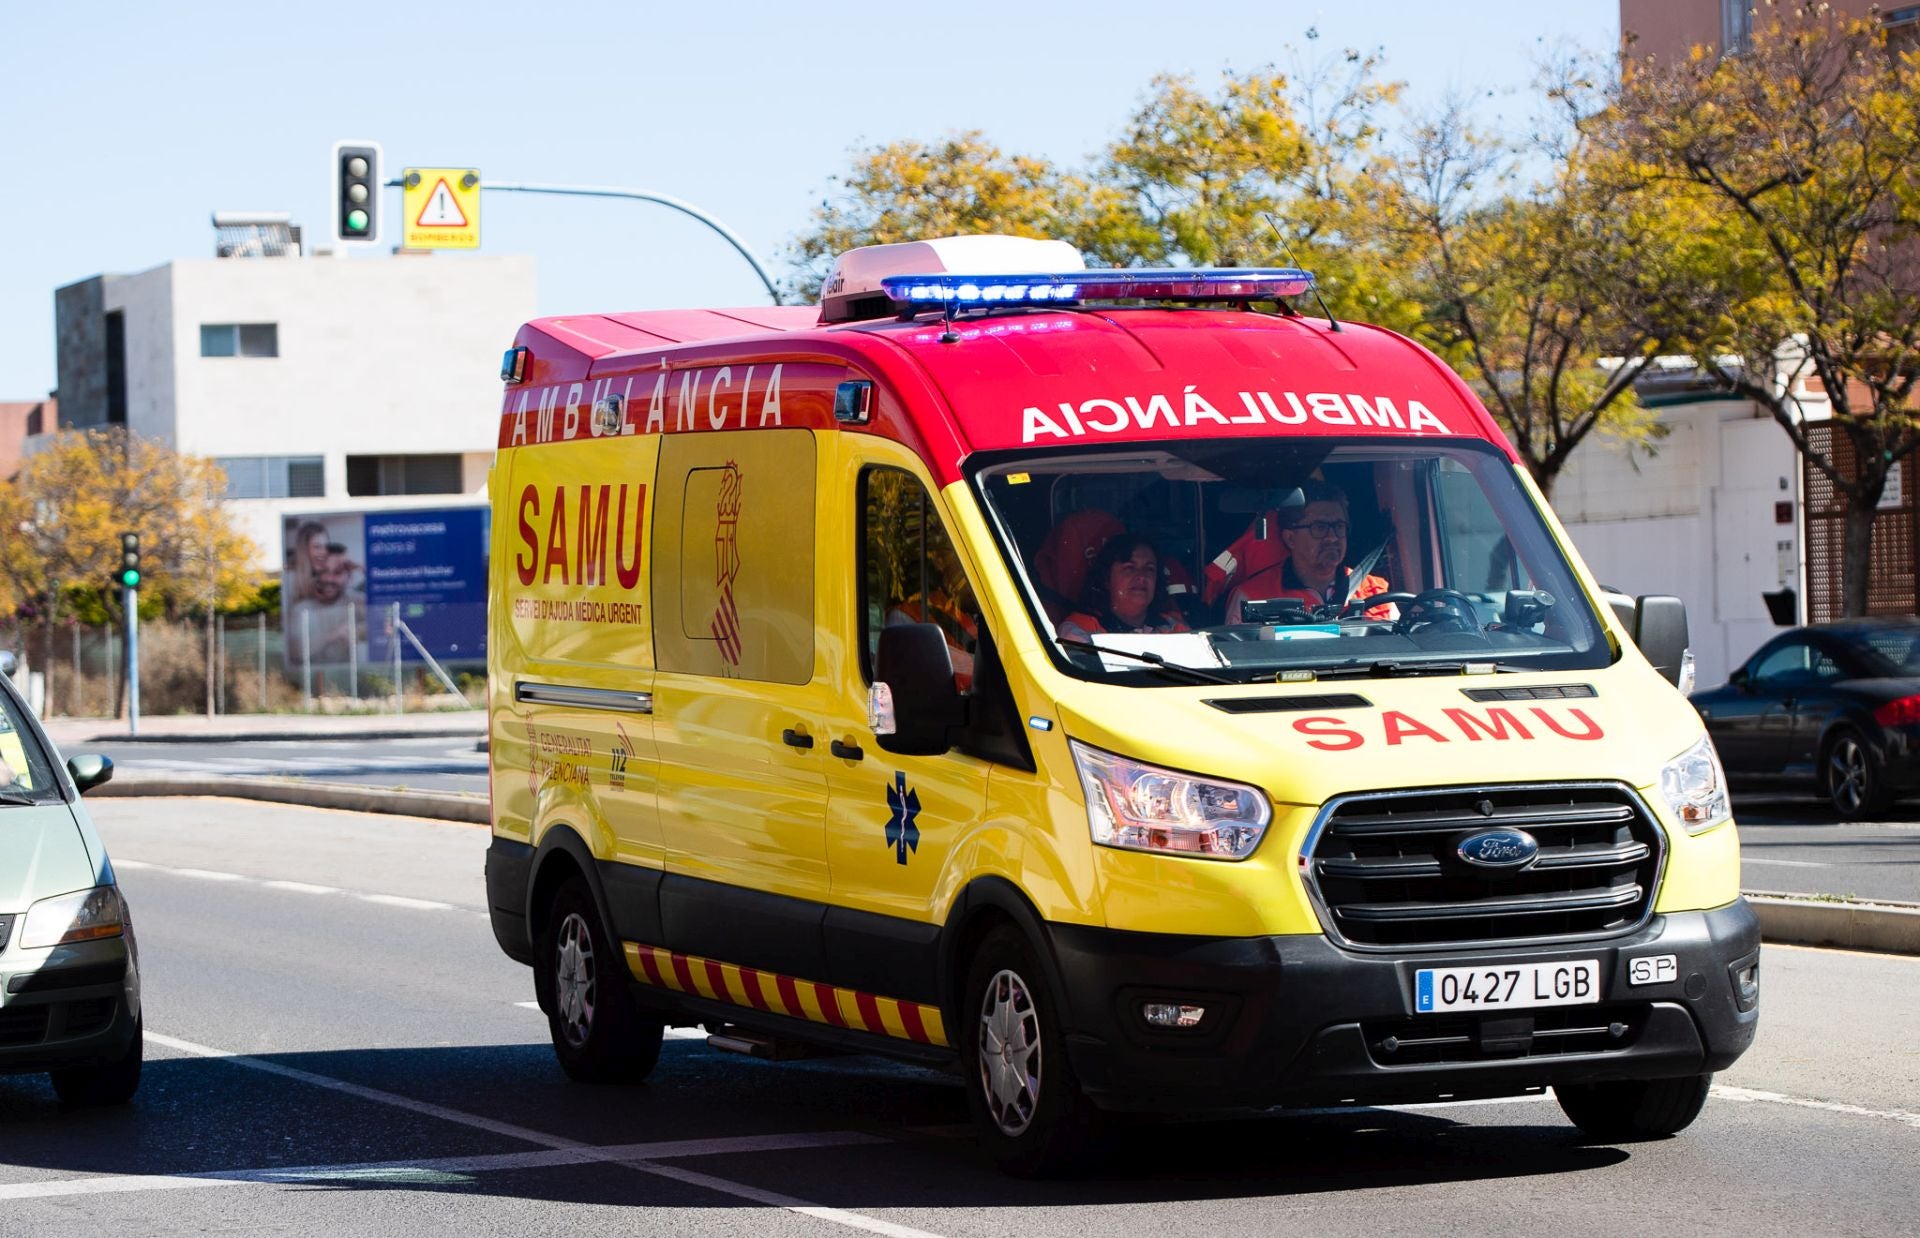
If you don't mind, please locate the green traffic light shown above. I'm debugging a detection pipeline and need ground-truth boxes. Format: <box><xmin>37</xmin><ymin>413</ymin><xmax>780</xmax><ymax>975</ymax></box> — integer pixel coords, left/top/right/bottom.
<box><xmin>346</xmin><ymin>208</ymin><xmax>369</xmax><ymax>234</ymax></box>
<box><xmin>119</xmin><ymin>569</ymin><xmax>140</xmax><ymax>588</ymax></box>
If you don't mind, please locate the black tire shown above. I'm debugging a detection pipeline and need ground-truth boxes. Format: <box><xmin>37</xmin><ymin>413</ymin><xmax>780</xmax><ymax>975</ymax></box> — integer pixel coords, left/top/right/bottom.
<box><xmin>1824</xmin><ymin>727</ymin><xmax>1891</xmax><ymax>820</ymax></box>
<box><xmin>961</xmin><ymin>924</ymin><xmax>1097</xmax><ymax>1177</ymax></box>
<box><xmin>538</xmin><ymin>876</ymin><xmax>663</xmax><ymax>1084</ymax></box>
<box><xmin>50</xmin><ymin>1012</ymin><xmax>143</xmax><ymax>1106</ymax></box>
<box><xmin>1556</xmin><ymin>1072</ymin><xmax>1712</xmax><ymax>1140</ymax></box>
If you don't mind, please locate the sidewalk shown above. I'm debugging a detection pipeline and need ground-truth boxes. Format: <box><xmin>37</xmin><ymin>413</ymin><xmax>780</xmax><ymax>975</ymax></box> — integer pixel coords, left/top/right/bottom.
<box><xmin>41</xmin><ymin>709</ymin><xmax>487</xmax><ymax>748</ymax></box>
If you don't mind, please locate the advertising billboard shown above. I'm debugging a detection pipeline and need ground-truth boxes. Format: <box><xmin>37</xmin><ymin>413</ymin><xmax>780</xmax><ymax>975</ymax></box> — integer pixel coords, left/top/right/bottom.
<box><xmin>281</xmin><ymin>506</ymin><xmax>488</xmax><ymax>671</ymax></box>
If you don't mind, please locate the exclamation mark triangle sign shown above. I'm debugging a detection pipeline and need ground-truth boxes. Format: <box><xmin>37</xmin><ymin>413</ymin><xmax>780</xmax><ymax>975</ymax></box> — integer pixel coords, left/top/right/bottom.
<box><xmin>417</xmin><ymin>178</ymin><xmax>468</xmax><ymax>227</ymax></box>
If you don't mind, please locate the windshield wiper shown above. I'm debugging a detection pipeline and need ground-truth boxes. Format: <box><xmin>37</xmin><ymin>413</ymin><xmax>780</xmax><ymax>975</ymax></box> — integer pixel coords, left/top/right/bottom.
<box><xmin>1298</xmin><ymin>659</ymin><xmax>1517</xmax><ymax>680</ymax></box>
<box><xmin>1056</xmin><ymin>638</ymin><xmax>1237</xmax><ymax>685</ymax></box>
<box><xmin>0</xmin><ymin>789</ymin><xmax>42</xmax><ymax>805</ymax></box>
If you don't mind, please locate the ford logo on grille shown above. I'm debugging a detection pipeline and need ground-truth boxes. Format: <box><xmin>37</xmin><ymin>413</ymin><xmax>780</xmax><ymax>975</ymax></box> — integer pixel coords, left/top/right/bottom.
<box><xmin>1455</xmin><ymin>828</ymin><xmax>1540</xmax><ymax>871</ymax></box>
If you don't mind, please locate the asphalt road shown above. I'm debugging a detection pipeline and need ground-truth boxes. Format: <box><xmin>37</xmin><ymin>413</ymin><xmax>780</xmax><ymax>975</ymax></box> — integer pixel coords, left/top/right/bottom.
<box><xmin>73</xmin><ymin>737</ymin><xmax>1920</xmax><ymax>903</ymax></box>
<box><xmin>0</xmin><ymin>798</ymin><xmax>1914</xmax><ymax>1236</ymax></box>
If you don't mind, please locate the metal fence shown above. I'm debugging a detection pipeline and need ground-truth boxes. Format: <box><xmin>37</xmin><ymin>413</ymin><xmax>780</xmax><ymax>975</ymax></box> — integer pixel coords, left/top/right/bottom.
<box><xmin>0</xmin><ymin>610</ymin><xmax>482</xmax><ymax>718</ymax></box>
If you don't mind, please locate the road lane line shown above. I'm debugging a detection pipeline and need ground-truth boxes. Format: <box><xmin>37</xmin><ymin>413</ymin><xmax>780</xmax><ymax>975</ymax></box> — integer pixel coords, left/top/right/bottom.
<box><xmin>263</xmin><ymin>880</ymin><xmax>342</xmax><ymax>895</ymax></box>
<box><xmin>359</xmin><ymin>893</ymin><xmax>454</xmax><ymax>911</ymax></box>
<box><xmin>1712</xmin><ymin>1085</ymin><xmax>1920</xmax><ymax>1129</ymax></box>
<box><xmin>1741</xmin><ymin>857</ymin><xmax>1829</xmax><ymax>868</ymax></box>
<box><xmin>0</xmin><ymin>1132</ymin><xmax>887</xmax><ymax>1201</ymax></box>
<box><xmin>140</xmin><ymin>1030</ymin><xmax>945</xmax><ymax>1236</ymax></box>
<box><xmin>169</xmin><ymin>867</ymin><xmax>246</xmax><ymax>882</ymax></box>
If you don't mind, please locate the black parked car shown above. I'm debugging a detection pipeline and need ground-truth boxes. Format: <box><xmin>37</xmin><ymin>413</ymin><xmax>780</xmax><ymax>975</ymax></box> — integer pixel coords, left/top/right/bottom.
<box><xmin>1691</xmin><ymin>619</ymin><xmax>1920</xmax><ymax>819</ymax></box>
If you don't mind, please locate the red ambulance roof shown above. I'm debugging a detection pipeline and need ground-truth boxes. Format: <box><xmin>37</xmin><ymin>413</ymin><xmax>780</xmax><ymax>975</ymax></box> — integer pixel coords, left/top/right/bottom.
<box><xmin>504</xmin><ymin>306</ymin><xmax>1518</xmax><ymax>485</ymax></box>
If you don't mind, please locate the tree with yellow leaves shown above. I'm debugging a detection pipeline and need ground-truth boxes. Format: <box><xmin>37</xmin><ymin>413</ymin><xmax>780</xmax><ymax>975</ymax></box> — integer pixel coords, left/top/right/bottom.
<box><xmin>1602</xmin><ymin>3</ymin><xmax>1920</xmax><ymax>615</ymax></box>
<box><xmin>0</xmin><ymin>428</ymin><xmax>258</xmax><ymax>712</ymax></box>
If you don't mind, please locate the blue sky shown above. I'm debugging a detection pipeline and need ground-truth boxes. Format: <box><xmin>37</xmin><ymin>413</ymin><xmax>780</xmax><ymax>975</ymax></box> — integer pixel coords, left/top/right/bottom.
<box><xmin>0</xmin><ymin>2</ymin><xmax>1617</xmax><ymax>399</ymax></box>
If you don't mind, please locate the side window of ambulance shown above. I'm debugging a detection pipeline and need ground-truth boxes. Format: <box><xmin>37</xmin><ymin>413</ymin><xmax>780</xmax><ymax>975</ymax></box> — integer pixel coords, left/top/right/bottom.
<box><xmin>1435</xmin><ymin>458</ymin><xmax>1532</xmax><ymax>594</ymax></box>
<box><xmin>652</xmin><ymin>430</ymin><xmax>816</xmax><ymax>685</ymax></box>
<box><xmin>861</xmin><ymin>467</ymin><xmax>977</xmax><ymax>691</ymax></box>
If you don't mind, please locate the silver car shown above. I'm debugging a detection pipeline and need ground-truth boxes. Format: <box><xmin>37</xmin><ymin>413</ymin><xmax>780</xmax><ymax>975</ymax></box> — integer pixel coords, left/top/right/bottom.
<box><xmin>0</xmin><ymin>667</ymin><xmax>140</xmax><ymax>1105</ymax></box>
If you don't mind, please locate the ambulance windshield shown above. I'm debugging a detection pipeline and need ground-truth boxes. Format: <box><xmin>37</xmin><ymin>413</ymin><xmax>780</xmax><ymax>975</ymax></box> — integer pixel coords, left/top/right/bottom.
<box><xmin>971</xmin><ymin>438</ymin><xmax>1611</xmax><ymax>683</ymax></box>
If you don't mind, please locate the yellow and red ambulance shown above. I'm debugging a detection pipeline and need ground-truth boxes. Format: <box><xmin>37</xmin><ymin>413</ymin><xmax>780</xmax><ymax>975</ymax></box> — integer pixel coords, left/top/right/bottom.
<box><xmin>485</xmin><ymin>235</ymin><xmax>1757</xmax><ymax>1174</ymax></box>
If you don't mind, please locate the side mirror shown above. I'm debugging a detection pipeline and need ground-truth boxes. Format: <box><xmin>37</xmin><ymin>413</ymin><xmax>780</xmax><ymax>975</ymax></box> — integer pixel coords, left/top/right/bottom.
<box><xmin>869</xmin><ymin>623</ymin><xmax>968</xmax><ymax>756</ymax></box>
<box><xmin>1632</xmin><ymin>595</ymin><xmax>1690</xmax><ymax>688</ymax></box>
<box><xmin>0</xmin><ymin>650</ymin><xmax>16</xmax><ymax>678</ymax></box>
<box><xmin>1729</xmin><ymin>667</ymin><xmax>1751</xmax><ymax>689</ymax></box>
<box><xmin>67</xmin><ymin>754</ymin><xmax>114</xmax><ymax>795</ymax></box>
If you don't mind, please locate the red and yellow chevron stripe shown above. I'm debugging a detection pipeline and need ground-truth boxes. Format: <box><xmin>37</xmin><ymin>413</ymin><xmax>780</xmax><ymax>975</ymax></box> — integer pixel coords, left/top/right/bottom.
<box><xmin>623</xmin><ymin>942</ymin><xmax>949</xmax><ymax>1048</ymax></box>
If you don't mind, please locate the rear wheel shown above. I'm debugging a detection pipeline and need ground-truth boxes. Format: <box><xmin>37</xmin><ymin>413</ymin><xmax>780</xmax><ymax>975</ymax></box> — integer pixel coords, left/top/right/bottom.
<box><xmin>961</xmin><ymin>925</ymin><xmax>1096</xmax><ymax>1177</ymax></box>
<box><xmin>1824</xmin><ymin>728</ymin><xmax>1890</xmax><ymax>820</ymax></box>
<box><xmin>50</xmin><ymin>1012</ymin><xmax>143</xmax><ymax>1106</ymax></box>
<box><xmin>1556</xmin><ymin>1073</ymin><xmax>1712</xmax><ymax>1140</ymax></box>
<box><xmin>538</xmin><ymin>876</ymin><xmax>663</xmax><ymax>1083</ymax></box>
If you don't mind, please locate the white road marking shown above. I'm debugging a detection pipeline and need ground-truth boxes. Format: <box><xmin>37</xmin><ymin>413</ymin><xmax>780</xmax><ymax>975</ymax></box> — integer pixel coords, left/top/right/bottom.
<box><xmin>109</xmin><ymin>859</ymin><xmax>479</xmax><ymax>916</ymax></box>
<box><xmin>360</xmin><ymin>894</ymin><xmax>453</xmax><ymax>911</ymax></box>
<box><xmin>1742</xmin><ymin>857</ymin><xmax>1829</xmax><ymax>868</ymax></box>
<box><xmin>1712</xmin><ymin>1085</ymin><xmax>1920</xmax><ymax>1129</ymax></box>
<box><xmin>262</xmin><ymin>880</ymin><xmax>342</xmax><ymax>895</ymax></box>
<box><xmin>0</xmin><ymin>1132</ymin><xmax>887</xmax><ymax>1201</ymax></box>
<box><xmin>136</xmin><ymin>1031</ymin><xmax>945</xmax><ymax>1237</ymax></box>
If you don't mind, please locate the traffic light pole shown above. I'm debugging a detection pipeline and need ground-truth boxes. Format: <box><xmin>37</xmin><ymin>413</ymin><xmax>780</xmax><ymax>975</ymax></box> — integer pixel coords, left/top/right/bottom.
<box><xmin>419</xmin><ymin>180</ymin><xmax>783</xmax><ymax>305</ymax></box>
<box><xmin>124</xmin><ymin>583</ymin><xmax>140</xmax><ymax>736</ymax></box>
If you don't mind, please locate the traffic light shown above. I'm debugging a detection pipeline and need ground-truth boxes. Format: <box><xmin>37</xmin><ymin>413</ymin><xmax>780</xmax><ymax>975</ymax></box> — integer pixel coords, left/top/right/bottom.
<box><xmin>332</xmin><ymin>140</ymin><xmax>383</xmax><ymax>246</ymax></box>
<box><xmin>117</xmin><ymin>532</ymin><xmax>141</xmax><ymax>590</ymax></box>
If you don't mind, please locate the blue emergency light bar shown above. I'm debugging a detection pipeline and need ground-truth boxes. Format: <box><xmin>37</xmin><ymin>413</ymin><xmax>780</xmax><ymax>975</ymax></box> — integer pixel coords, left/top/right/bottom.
<box><xmin>880</xmin><ymin>268</ymin><xmax>1316</xmax><ymax>307</ymax></box>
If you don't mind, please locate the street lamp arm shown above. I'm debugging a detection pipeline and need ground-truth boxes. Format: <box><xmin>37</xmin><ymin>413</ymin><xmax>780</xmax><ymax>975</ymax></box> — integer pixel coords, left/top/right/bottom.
<box><xmin>479</xmin><ymin>182</ymin><xmax>784</xmax><ymax>305</ymax></box>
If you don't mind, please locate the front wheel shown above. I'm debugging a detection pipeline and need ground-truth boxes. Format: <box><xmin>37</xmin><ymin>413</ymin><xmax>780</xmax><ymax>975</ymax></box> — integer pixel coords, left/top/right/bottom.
<box><xmin>538</xmin><ymin>876</ymin><xmax>663</xmax><ymax>1084</ymax></box>
<box><xmin>1556</xmin><ymin>1073</ymin><xmax>1712</xmax><ymax>1140</ymax></box>
<box><xmin>1825</xmin><ymin>728</ymin><xmax>1890</xmax><ymax>820</ymax></box>
<box><xmin>961</xmin><ymin>925</ymin><xmax>1096</xmax><ymax>1177</ymax></box>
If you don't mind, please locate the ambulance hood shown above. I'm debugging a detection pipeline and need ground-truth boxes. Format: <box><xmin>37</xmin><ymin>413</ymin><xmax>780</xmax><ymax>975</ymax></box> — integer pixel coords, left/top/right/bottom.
<box><xmin>1052</xmin><ymin>662</ymin><xmax>1702</xmax><ymax>809</ymax></box>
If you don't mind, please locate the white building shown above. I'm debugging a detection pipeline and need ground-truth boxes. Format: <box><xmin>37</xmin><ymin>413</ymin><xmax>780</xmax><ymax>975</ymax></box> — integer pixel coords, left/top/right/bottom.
<box><xmin>49</xmin><ymin>237</ymin><xmax>534</xmax><ymax>571</ymax></box>
<box><xmin>1554</xmin><ymin>366</ymin><xmax>1812</xmax><ymax>689</ymax></box>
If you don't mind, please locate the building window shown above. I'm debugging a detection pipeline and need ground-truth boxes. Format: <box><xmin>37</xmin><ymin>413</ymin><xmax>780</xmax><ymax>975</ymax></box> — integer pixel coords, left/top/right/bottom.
<box><xmin>345</xmin><ymin>453</ymin><xmax>464</xmax><ymax>497</ymax></box>
<box><xmin>105</xmin><ymin>310</ymin><xmax>127</xmax><ymax>425</ymax></box>
<box><xmin>200</xmin><ymin>323</ymin><xmax>279</xmax><ymax>358</ymax></box>
<box><xmin>216</xmin><ymin>455</ymin><xmax>325</xmax><ymax>500</ymax></box>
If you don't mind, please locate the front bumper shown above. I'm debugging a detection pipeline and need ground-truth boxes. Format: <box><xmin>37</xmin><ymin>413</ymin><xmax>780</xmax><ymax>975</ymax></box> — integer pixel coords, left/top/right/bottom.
<box><xmin>0</xmin><ymin>934</ymin><xmax>141</xmax><ymax>1076</ymax></box>
<box><xmin>1050</xmin><ymin>899</ymin><xmax>1760</xmax><ymax>1113</ymax></box>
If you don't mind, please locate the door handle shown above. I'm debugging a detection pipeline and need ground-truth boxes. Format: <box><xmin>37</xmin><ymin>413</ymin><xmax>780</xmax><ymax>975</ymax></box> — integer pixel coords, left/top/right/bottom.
<box><xmin>830</xmin><ymin>739</ymin><xmax>865</xmax><ymax>761</ymax></box>
<box><xmin>781</xmin><ymin>728</ymin><xmax>815</xmax><ymax>750</ymax></box>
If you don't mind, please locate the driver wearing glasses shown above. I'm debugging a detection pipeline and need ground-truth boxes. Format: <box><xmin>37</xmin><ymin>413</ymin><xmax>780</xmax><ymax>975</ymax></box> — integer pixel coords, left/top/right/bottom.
<box><xmin>1223</xmin><ymin>480</ymin><xmax>1393</xmax><ymax>623</ymax></box>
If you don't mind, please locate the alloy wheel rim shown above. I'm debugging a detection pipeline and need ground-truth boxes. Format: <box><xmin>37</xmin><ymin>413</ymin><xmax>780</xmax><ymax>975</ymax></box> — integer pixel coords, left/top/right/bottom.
<box><xmin>1830</xmin><ymin>738</ymin><xmax>1867</xmax><ymax>814</ymax></box>
<box><xmin>555</xmin><ymin>912</ymin><xmax>596</xmax><ymax>1048</ymax></box>
<box><xmin>978</xmin><ymin>968</ymin><xmax>1042</xmax><ymax>1137</ymax></box>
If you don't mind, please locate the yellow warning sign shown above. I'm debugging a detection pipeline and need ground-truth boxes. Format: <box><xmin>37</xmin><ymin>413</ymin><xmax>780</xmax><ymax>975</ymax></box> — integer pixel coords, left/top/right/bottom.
<box><xmin>402</xmin><ymin>168</ymin><xmax>480</xmax><ymax>250</ymax></box>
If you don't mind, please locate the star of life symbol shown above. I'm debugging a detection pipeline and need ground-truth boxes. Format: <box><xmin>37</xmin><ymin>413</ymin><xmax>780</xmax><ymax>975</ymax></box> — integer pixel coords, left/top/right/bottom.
<box><xmin>885</xmin><ymin>771</ymin><xmax>920</xmax><ymax>865</ymax></box>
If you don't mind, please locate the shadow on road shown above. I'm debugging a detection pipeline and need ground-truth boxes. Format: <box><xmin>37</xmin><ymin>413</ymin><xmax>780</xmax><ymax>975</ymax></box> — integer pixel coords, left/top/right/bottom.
<box><xmin>0</xmin><ymin>1040</ymin><xmax>1633</xmax><ymax>1202</ymax></box>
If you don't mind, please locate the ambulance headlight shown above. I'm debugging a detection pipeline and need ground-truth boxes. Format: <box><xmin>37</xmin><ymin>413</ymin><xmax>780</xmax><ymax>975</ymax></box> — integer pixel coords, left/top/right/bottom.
<box><xmin>1660</xmin><ymin>733</ymin><xmax>1731</xmax><ymax>836</ymax></box>
<box><xmin>1070</xmin><ymin>740</ymin><xmax>1270</xmax><ymax>860</ymax></box>
<box><xmin>21</xmin><ymin>885</ymin><xmax>126</xmax><ymax>949</ymax></box>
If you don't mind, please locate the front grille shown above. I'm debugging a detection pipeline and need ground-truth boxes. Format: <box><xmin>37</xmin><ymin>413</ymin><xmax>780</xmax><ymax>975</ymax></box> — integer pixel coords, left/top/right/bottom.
<box><xmin>1305</xmin><ymin>783</ymin><xmax>1663</xmax><ymax>949</ymax></box>
<box><xmin>0</xmin><ymin>914</ymin><xmax>13</xmax><ymax>952</ymax></box>
<box><xmin>0</xmin><ymin>1005</ymin><xmax>50</xmax><ymax>1047</ymax></box>
<box><xmin>1364</xmin><ymin>1003</ymin><xmax>1650</xmax><ymax>1066</ymax></box>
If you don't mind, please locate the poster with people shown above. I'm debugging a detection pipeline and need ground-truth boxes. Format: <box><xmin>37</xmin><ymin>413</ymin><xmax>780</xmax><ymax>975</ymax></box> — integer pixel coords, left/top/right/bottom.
<box><xmin>281</xmin><ymin>507</ymin><xmax>488</xmax><ymax>674</ymax></box>
<box><xmin>281</xmin><ymin>515</ymin><xmax>368</xmax><ymax>670</ymax></box>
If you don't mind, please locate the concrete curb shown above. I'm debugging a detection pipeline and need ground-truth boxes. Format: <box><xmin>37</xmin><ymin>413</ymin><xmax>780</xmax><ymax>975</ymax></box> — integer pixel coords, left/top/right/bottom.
<box><xmin>1746</xmin><ymin>892</ymin><xmax>1920</xmax><ymax>956</ymax></box>
<box><xmin>93</xmin><ymin>774</ymin><xmax>489</xmax><ymax>825</ymax></box>
<box><xmin>85</xmin><ymin>779</ymin><xmax>1920</xmax><ymax>956</ymax></box>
